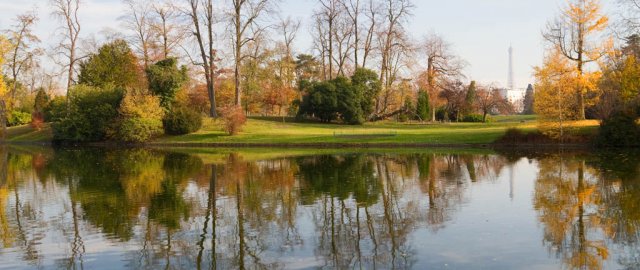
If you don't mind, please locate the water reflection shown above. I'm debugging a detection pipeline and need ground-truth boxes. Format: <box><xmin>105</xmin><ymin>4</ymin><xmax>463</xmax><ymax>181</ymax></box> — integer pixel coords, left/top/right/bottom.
<box><xmin>0</xmin><ymin>147</ymin><xmax>639</xmax><ymax>269</ymax></box>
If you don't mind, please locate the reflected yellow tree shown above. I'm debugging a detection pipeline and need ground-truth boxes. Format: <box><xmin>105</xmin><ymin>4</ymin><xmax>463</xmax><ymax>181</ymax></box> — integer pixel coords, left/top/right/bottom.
<box><xmin>534</xmin><ymin>155</ymin><xmax>608</xmax><ymax>270</ymax></box>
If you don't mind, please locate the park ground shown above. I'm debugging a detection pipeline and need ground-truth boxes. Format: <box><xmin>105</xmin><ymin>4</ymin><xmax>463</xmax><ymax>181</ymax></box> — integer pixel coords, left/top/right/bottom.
<box><xmin>2</xmin><ymin>115</ymin><xmax>600</xmax><ymax>146</ymax></box>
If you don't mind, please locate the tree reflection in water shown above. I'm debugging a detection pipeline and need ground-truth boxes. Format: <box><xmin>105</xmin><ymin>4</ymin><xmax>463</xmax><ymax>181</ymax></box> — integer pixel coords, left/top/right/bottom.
<box><xmin>0</xmin><ymin>147</ymin><xmax>639</xmax><ymax>269</ymax></box>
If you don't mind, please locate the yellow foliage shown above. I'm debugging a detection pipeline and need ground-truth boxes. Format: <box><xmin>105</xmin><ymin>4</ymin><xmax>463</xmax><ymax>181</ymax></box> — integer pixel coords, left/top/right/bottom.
<box><xmin>534</xmin><ymin>49</ymin><xmax>580</xmax><ymax>138</ymax></box>
<box><xmin>0</xmin><ymin>35</ymin><xmax>9</xmax><ymax>99</ymax></box>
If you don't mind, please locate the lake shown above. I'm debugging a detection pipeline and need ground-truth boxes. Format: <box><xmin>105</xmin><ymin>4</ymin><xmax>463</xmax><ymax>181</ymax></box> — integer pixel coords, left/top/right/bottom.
<box><xmin>0</xmin><ymin>146</ymin><xmax>638</xmax><ymax>269</ymax></box>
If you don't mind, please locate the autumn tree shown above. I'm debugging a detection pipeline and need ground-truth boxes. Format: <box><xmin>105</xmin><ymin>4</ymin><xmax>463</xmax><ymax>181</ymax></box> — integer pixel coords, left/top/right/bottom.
<box><xmin>475</xmin><ymin>85</ymin><xmax>511</xmax><ymax>123</ymax></box>
<box><xmin>186</xmin><ymin>0</ymin><xmax>218</xmax><ymax>117</ymax></box>
<box><xmin>534</xmin><ymin>49</ymin><xmax>580</xmax><ymax>140</ymax></box>
<box><xmin>544</xmin><ymin>0</ymin><xmax>609</xmax><ymax>120</ymax></box>
<box><xmin>51</xmin><ymin>0</ymin><xmax>82</xmax><ymax>95</ymax></box>
<box><xmin>418</xmin><ymin>33</ymin><xmax>465</xmax><ymax>121</ymax></box>
<box><xmin>0</xmin><ymin>36</ymin><xmax>9</xmax><ymax>139</ymax></box>
<box><xmin>4</xmin><ymin>11</ymin><xmax>40</xmax><ymax>110</ymax></box>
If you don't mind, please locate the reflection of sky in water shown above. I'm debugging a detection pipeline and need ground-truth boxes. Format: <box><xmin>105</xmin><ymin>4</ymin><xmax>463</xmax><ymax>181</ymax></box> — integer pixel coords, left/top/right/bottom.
<box><xmin>0</xmin><ymin>148</ymin><xmax>638</xmax><ymax>269</ymax></box>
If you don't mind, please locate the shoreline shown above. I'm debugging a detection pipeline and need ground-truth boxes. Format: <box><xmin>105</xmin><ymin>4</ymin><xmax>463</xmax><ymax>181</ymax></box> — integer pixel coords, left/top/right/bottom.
<box><xmin>0</xmin><ymin>140</ymin><xmax>594</xmax><ymax>150</ymax></box>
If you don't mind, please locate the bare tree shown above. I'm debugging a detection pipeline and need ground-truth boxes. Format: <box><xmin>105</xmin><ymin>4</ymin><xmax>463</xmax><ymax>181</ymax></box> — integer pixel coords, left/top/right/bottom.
<box><xmin>419</xmin><ymin>33</ymin><xmax>465</xmax><ymax>121</ymax></box>
<box><xmin>51</xmin><ymin>0</ymin><xmax>82</xmax><ymax>95</ymax></box>
<box><xmin>543</xmin><ymin>0</ymin><xmax>609</xmax><ymax>120</ymax></box>
<box><xmin>4</xmin><ymin>11</ymin><xmax>40</xmax><ymax>108</ymax></box>
<box><xmin>332</xmin><ymin>14</ymin><xmax>354</xmax><ymax>76</ymax></box>
<box><xmin>121</xmin><ymin>0</ymin><xmax>155</xmax><ymax>68</ymax></box>
<box><xmin>475</xmin><ymin>85</ymin><xmax>512</xmax><ymax>123</ymax></box>
<box><xmin>277</xmin><ymin>16</ymin><xmax>301</xmax><ymax>87</ymax></box>
<box><xmin>315</xmin><ymin>0</ymin><xmax>341</xmax><ymax>79</ymax></box>
<box><xmin>379</xmin><ymin>0</ymin><xmax>413</xmax><ymax>88</ymax></box>
<box><xmin>151</xmin><ymin>0</ymin><xmax>186</xmax><ymax>59</ymax></box>
<box><xmin>230</xmin><ymin>0</ymin><xmax>275</xmax><ymax>106</ymax></box>
<box><xmin>361</xmin><ymin>0</ymin><xmax>381</xmax><ymax>68</ymax></box>
<box><xmin>186</xmin><ymin>0</ymin><xmax>218</xmax><ymax>117</ymax></box>
<box><xmin>341</xmin><ymin>0</ymin><xmax>361</xmax><ymax>67</ymax></box>
<box><xmin>311</xmin><ymin>15</ymin><xmax>330</xmax><ymax>80</ymax></box>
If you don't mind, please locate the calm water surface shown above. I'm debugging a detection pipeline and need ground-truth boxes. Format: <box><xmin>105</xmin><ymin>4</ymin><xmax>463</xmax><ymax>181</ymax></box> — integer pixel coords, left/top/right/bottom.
<box><xmin>0</xmin><ymin>146</ymin><xmax>639</xmax><ymax>269</ymax></box>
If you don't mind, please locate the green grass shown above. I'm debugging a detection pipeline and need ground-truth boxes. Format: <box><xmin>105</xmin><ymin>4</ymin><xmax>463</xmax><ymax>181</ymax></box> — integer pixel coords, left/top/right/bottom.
<box><xmin>155</xmin><ymin>115</ymin><xmax>597</xmax><ymax>145</ymax></box>
<box><xmin>3</xmin><ymin>124</ymin><xmax>52</xmax><ymax>143</ymax></box>
<box><xmin>2</xmin><ymin>115</ymin><xmax>599</xmax><ymax>146</ymax></box>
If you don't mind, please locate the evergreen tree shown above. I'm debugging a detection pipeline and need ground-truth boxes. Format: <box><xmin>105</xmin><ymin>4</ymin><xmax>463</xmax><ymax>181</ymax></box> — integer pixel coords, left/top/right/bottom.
<box><xmin>146</xmin><ymin>58</ymin><xmax>188</xmax><ymax>110</ymax></box>
<box><xmin>523</xmin><ymin>84</ymin><xmax>535</xmax><ymax>114</ymax></box>
<box><xmin>416</xmin><ymin>90</ymin><xmax>430</xmax><ymax>121</ymax></box>
<box><xmin>78</xmin><ymin>39</ymin><xmax>143</xmax><ymax>89</ymax></box>
<box><xmin>464</xmin><ymin>81</ymin><xmax>477</xmax><ymax>115</ymax></box>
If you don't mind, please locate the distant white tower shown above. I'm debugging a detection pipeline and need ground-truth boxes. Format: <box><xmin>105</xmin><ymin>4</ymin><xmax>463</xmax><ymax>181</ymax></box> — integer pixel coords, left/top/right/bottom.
<box><xmin>508</xmin><ymin>45</ymin><xmax>514</xmax><ymax>90</ymax></box>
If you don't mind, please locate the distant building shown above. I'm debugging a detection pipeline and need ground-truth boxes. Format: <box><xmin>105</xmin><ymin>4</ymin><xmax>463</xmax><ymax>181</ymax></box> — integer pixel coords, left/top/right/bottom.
<box><xmin>499</xmin><ymin>87</ymin><xmax>526</xmax><ymax>113</ymax></box>
<box><xmin>499</xmin><ymin>46</ymin><xmax>527</xmax><ymax>113</ymax></box>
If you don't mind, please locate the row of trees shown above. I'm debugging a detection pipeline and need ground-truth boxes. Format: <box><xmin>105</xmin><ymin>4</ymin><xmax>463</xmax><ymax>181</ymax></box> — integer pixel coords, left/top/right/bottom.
<box><xmin>1</xmin><ymin>0</ymin><xmax>513</xmax><ymax>137</ymax></box>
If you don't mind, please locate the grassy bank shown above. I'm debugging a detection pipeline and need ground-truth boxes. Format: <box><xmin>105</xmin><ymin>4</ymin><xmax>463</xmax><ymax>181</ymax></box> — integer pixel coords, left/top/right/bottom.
<box><xmin>2</xmin><ymin>115</ymin><xmax>600</xmax><ymax>146</ymax></box>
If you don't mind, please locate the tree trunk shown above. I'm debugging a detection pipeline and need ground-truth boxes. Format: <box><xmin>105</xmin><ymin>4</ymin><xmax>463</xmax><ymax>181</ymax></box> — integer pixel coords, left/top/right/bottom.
<box><xmin>0</xmin><ymin>100</ymin><xmax>6</xmax><ymax>140</ymax></box>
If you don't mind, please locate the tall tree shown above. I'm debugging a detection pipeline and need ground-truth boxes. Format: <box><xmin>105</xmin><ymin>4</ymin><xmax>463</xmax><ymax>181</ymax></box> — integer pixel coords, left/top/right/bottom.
<box><xmin>151</xmin><ymin>0</ymin><xmax>185</xmax><ymax>59</ymax></box>
<box><xmin>316</xmin><ymin>0</ymin><xmax>341</xmax><ymax>80</ymax></box>
<box><xmin>534</xmin><ymin>49</ymin><xmax>580</xmax><ymax>141</ymax></box>
<box><xmin>51</xmin><ymin>0</ymin><xmax>82</xmax><ymax>96</ymax></box>
<box><xmin>522</xmin><ymin>84</ymin><xmax>535</xmax><ymax>115</ymax></box>
<box><xmin>4</xmin><ymin>12</ymin><xmax>40</xmax><ymax>109</ymax></box>
<box><xmin>341</xmin><ymin>0</ymin><xmax>361</xmax><ymax>67</ymax></box>
<box><xmin>0</xmin><ymin>36</ymin><xmax>9</xmax><ymax>139</ymax></box>
<box><xmin>361</xmin><ymin>0</ymin><xmax>381</xmax><ymax>68</ymax></box>
<box><xmin>378</xmin><ymin>0</ymin><xmax>413</xmax><ymax>89</ymax></box>
<box><xmin>543</xmin><ymin>0</ymin><xmax>609</xmax><ymax>120</ymax></box>
<box><xmin>419</xmin><ymin>33</ymin><xmax>465</xmax><ymax>121</ymax></box>
<box><xmin>230</xmin><ymin>0</ymin><xmax>275</xmax><ymax>106</ymax></box>
<box><xmin>186</xmin><ymin>0</ymin><xmax>218</xmax><ymax>117</ymax></box>
<box><xmin>121</xmin><ymin>0</ymin><xmax>155</xmax><ymax>68</ymax></box>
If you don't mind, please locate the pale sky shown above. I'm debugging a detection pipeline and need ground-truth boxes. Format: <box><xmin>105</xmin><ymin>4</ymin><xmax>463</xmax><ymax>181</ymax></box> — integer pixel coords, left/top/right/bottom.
<box><xmin>0</xmin><ymin>0</ymin><xmax>619</xmax><ymax>89</ymax></box>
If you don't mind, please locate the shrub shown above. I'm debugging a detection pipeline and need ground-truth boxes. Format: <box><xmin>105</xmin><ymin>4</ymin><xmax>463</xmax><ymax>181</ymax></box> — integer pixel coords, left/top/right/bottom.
<box><xmin>163</xmin><ymin>105</ymin><xmax>203</xmax><ymax>135</ymax></box>
<box><xmin>220</xmin><ymin>105</ymin><xmax>246</xmax><ymax>135</ymax></box>
<box><xmin>51</xmin><ymin>85</ymin><xmax>124</xmax><ymax>142</ymax></box>
<box><xmin>496</xmin><ymin>128</ymin><xmax>554</xmax><ymax>144</ymax></box>
<box><xmin>7</xmin><ymin>111</ymin><xmax>32</xmax><ymax>126</ymax></box>
<box><xmin>596</xmin><ymin>111</ymin><xmax>640</xmax><ymax>147</ymax></box>
<box><xmin>113</xmin><ymin>90</ymin><xmax>164</xmax><ymax>143</ymax></box>
<box><xmin>462</xmin><ymin>114</ymin><xmax>485</xmax><ymax>123</ymax></box>
<box><xmin>31</xmin><ymin>112</ymin><xmax>45</xmax><ymax>130</ymax></box>
<box><xmin>115</xmin><ymin>117</ymin><xmax>163</xmax><ymax>143</ymax></box>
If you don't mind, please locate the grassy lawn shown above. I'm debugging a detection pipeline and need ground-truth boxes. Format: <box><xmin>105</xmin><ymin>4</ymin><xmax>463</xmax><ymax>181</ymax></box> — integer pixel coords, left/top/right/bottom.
<box><xmin>2</xmin><ymin>124</ymin><xmax>52</xmax><ymax>143</ymax></box>
<box><xmin>2</xmin><ymin>115</ymin><xmax>599</xmax><ymax>146</ymax></box>
<box><xmin>155</xmin><ymin>115</ymin><xmax>598</xmax><ymax>145</ymax></box>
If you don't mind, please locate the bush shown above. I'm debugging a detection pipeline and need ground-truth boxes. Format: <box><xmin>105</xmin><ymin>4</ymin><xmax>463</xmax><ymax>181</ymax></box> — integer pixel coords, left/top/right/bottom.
<box><xmin>596</xmin><ymin>111</ymin><xmax>640</xmax><ymax>147</ymax></box>
<box><xmin>7</xmin><ymin>111</ymin><xmax>32</xmax><ymax>126</ymax></box>
<box><xmin>43</xmin><ymin>96</ymin><xmax>67</xmax><ymax>122</ymax></box>
<box><xmin>115</xmin><ymin>117</ymin><xmax>163</xmax><ymax>143</ymax></box>
<box><xmin>113</xmin><ymin>91</ymin><xmax>165</xmax><ymax>143</ymax></box>
<box><xmin>462</xmin><ymin>114</ymin><xmax>485</xmax><ymax>123</ymax></box>
<box><xmin>220</xmin><ymin>105</ymin><xmax>246</xmax><ymax>135</ymax></box>
<box><xmin>51</xmin><ymin>85</ymin><xmax>124</xmax><ymax>142</ymax></box>
<box><xmin>163</xmin><ymin>105</ymin><xmax>203</xmax><ymax>135</ymax></box>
